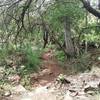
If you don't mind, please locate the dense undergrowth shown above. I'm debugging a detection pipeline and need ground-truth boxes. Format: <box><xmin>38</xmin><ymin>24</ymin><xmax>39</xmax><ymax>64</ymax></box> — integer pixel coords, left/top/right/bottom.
<box><xmin>0</xmin><ymin>43</ymin><xmax>42</xmax><ymax>88</ymax></box>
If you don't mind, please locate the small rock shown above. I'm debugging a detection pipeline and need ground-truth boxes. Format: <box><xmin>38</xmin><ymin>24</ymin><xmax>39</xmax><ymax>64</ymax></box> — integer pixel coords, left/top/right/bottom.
<box><xmin>98</xmin><ymin>57</ymin><xmax>100</xmax><ymax>60</ymax></box>
<box><xmin>12</xmin><ymin>85</ymin><xmax>27</xmax><ymax>93</ymax></box>
<box><xmin>8</xmin><ymin>74</ymin><xmax>21</xmax><ymax>83</ymax></box>
<box><xmin>40</xmin><ymin>69</ymin><xmax>53</xmax><ymax>76</ymax></box>
<box><xmin>0</xmin><ymin>67</ymin><xmax>5</xmax><ymax>73</ymax></box>
<box><xmin>64</xmin><ymin>91</ymin><xmax>73</xmax><ymax>100</ymax></box>
<box><xmin>57</xmin><ymin>74</ymin><xmax>71</xmax><ymax>84</ymax></box>
<box><xmin>20</xmin><ymin>65</ymin><xmax>25</xmax><ymax>69</ymax></box>
<box><xmin>30</xmin><ymin>73</ymin><xmax>39</xmax><ymax>80</ymax></box>
<box><xmin>84</xmin><ymin>86</ymin><xmax>97</xmax><ymax>95</ymax></box>
<box><xmin>35</xmin><ymin>86</ymin><xmax>48</xmax><ymax>93</ymax></box>
<box><xmin>4</xmin><ymin>90</ymin><xmax>11</xmax><ymax>97</ymax></box>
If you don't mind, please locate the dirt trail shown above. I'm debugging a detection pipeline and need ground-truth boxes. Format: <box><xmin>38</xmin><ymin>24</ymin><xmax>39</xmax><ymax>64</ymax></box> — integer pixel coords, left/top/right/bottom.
<box><xmin>1</xmin><ymin>49</ymin><xmax>100</xmax><ymax>100</ymax></box>
<box><xmin>31</xmin><ymin>50</ymin><xmax>64</xmax><ymax>87</ymax></box>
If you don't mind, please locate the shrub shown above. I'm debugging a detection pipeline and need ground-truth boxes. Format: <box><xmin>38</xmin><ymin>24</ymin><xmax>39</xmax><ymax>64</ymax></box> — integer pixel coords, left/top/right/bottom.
<box><xmin>55</xmin><ymin>50</ymin><xmax>65</xmax><ymax>62</ymax></box>
<box><xmin>17</xmin><ymin>44</ymin><xmax>41</xmax><ymax>73</ymax></box>
<box><xmin>73</xmin><ymin>53</ymin><xmax>91</xmax><ymax>73</ymax></box>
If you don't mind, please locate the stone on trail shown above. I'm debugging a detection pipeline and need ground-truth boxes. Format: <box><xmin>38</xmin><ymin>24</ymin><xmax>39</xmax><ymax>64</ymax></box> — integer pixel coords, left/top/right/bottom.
<box><xmin>12</xmin><ymin>85</ymin><xmax>28</xmax><ymax>93</ymax></box>
<box><xmin>64</xmin><ymin>91</ymin><xmax>73</xmax><ymax>100</ymax></box>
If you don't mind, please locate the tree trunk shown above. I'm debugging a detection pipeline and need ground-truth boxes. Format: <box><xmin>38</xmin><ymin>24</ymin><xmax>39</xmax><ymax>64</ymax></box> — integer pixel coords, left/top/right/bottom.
<box><xmin>63</xmin><ymin>16</ymin><xmax>75</xmax><ymax>57</ymax></box>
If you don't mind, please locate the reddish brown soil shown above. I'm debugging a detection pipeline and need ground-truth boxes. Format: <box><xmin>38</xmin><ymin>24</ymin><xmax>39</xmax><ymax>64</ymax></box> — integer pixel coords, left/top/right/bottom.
<box><xmin>31</xmin><ymin>50</ymin><xmax>64</xmax><ymax>87</ymax></box>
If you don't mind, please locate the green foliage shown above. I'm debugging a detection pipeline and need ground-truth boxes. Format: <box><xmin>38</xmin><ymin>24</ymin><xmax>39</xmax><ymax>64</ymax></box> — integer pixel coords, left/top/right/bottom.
<box><xmin>84</xmin><ymin>34</ymin><xmax>100</xmax><ymax>42</ymax></box>
<box><xmin>17</xmin><ymin>44</ymin><xmax>41</xmax><ymax>73</ymax></box>
<box><xmin>82</xmin><ymin>34</ymin><xmax>100</xmax><ymax>47</ymax></box>
<box><xmin>80</xmin><ymin>26</ymin><xmax>100</xmax><ymax>49</ymax></box>
<box><xmin>45</xmin><ymin>0</ymin><xmax>84</xmax><ymax>32</ymax></box>
<box><xmin>0</xmin><ymin>43</ymin><xmax>41</xmax><ymax>87</ymax></box>
<box><xmin>20</xmin><ymin>74</ymin><xmax>31</xmax><ymax>90</ymax></box>
<box><xmin>74</xmin><ymin>53</ymin><xmax>91</xmax><ymax>72</ymax></box>
<box><xmin>55</xmin><ymin>50</ymin><xmax>65</xmax><ymax>62</ymax></box>
<box><xmin>0</xmin><ymin>44</ymin><xmax>16</xmax><ymax>65</ymax></box>
<box><xmin>0</xmin><ymin>48</ymin><xmax>8</xmax><ymax>63</ymax></box>
<box><xmin>0</xmin><ymin>42</ymin><xmax>41</xmax><ymax>72</ymax></box>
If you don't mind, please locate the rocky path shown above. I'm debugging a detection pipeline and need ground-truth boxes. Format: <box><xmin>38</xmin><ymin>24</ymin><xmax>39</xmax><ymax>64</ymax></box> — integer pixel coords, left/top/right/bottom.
<box><xmin>1</xmin><ymin>50</ymin><xmax>100</xmax><ymax>100</ymax></box>
<box><xmin>2</xmin><ymin>67</ymin><xmax>100</xmax><ymax>100</ymax></box>
<box><xmin>30</xmin><ymin>50</ymin><xmax>64</xmax><ymax>87</ymax></box>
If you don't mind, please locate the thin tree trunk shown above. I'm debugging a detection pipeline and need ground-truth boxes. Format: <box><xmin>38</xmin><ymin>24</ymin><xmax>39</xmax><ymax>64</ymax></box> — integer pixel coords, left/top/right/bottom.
<box><xmin>63</xmin><ymin>16</ymin><xmax>75</xmax><ymax>57</ymax></box>
<box><xmin>85</xmin><ymin>11</ymin><xmax>88</xmax><ymax>53</ymax></box>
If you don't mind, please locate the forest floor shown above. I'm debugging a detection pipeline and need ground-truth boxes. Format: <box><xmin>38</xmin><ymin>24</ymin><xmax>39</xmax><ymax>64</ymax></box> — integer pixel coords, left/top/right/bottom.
<box><xmin>0</xmin><ymin>49</ymin><xmax>100</xmax><ymax>100</ymax></box>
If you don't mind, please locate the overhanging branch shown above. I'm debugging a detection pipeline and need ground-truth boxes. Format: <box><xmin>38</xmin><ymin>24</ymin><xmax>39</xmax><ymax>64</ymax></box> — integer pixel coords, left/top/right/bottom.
<box><xmin>81</xmin><ymin>0</ymin><xmax>100</xmax><ymax>18</ymax></box>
